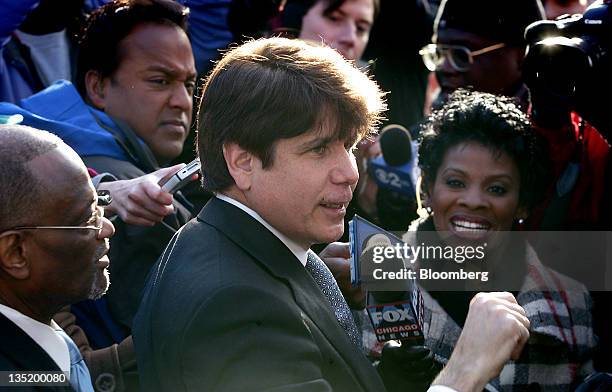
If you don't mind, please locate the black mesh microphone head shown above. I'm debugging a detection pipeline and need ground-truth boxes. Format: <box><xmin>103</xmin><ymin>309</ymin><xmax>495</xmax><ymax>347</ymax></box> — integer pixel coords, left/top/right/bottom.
<box><xmin>379</xmin><ymin>124</ymin><xmax>413</xmax><ymax>166</ymax></box>
<box><xmin>370</xmin><ymin>290</ymin><xmax>409</xmax><ymax>303</ymax></box>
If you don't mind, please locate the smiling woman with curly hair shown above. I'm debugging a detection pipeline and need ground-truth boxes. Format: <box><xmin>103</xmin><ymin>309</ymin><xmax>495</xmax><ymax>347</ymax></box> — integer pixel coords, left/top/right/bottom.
<box><xmin>403</xmin><ymin>89</ymin><xmax>596</xmax><ymax>391</ymax></box>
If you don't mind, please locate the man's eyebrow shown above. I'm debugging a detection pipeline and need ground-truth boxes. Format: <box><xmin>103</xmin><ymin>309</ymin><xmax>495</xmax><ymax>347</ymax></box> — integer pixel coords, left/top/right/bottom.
<box><xmin>68</xmin><ymin>197</ymin><xmax>96</xmax><ymax>226</ymax></box>
<box><xmin>436</xmin><ymin>35</ymin><xmax>474</xmax><ymax>47</ymax></box>
<box><xmin>300</xmin><ymin>135</ymin><xmax>335</xmax><ymax>151</ymax></box>
<box><xmin>144</xmin><ymin>65</ymin><xmax>174</xmax><ymax>74</ymax></box>
<box><xmin>144</xmin><ymin>65</ymin><xmax>196</xmax><ymax>79</ymax></box>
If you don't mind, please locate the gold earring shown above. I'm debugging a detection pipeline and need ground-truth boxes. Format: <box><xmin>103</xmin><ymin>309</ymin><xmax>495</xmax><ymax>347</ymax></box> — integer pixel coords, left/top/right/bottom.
<box><xmin>415</xmin><ymin>175</ymin><xmax>429</xmax><ymax>219</ymax></box>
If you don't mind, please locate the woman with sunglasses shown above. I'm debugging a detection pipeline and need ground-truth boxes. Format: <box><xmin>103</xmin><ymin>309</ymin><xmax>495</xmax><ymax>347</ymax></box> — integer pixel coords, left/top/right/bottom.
<box><xmin>402</xmin><ymin>89</ymin><xmax>596</xmax><ymax>391</ymax></box>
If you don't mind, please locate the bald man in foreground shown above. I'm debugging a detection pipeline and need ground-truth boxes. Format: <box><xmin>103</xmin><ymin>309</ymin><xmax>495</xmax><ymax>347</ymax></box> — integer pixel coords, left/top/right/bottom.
<box><xmin>0</xmin><ymin>124</ymin><xmax>115</xmax><ymax>391</ymax></box>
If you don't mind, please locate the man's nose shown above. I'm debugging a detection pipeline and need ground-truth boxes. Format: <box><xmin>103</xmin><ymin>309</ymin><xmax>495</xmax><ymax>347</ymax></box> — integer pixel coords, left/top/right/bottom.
<box><xmin>168</xmin><ymin>83</ymin><xmax>193</xmax><ymax>112</ymax></box>
<box><xmin>98</xmin><ymin>216</ymin><xmax>115</xmax><ymax>240</ymax></box>
<box><xmin>331</xmin><ymin>148</ymin><xmax>359</xmax><ymax>187</ymax></box>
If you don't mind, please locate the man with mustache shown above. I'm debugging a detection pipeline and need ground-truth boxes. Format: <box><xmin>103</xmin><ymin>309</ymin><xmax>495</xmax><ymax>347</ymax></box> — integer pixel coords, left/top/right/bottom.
<box><xmin>0</xmin><ymin>0</ymin><xmax>198</xmax><ymax>338</ymax></box>
<box><xmin>0</xmin><ymin>124</ymin><xmax>114</xmax><ymax>391</ymax></box>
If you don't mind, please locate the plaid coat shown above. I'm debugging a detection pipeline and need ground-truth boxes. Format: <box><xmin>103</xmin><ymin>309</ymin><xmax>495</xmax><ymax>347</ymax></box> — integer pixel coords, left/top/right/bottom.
<box><xmin>420</xmin><ymin>244</ymin><xmax>596</xmax><ymax>392</ymax></box>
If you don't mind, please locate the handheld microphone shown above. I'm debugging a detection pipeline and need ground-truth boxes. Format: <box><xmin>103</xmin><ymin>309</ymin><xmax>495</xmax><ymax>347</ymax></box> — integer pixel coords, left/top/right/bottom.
<box><xmin>371</xmin><ymin>288</ymin><xmax>439</xmax><ymax>392</ymax></box>
<box><xmin>362</xmin><ymin>231</ymin><xmax>424</xmax><ymax>342</ymax></box>
<box><xmin>368</xmin><ymin>124</ymin><xmax>416</xmax><ymax>197</ymax></box>
<box><xmin>350</xmin><ymin>217</ymin><xmax>424</xmax><ymax>341</ymax></box>
<box><xmin>367</xmin><ymin>124</ymin><xmax>418</xmax><ymax>230</ymax></box>
<box><xmin>366</xmin><ymin>290</ymin><xmax>424</xmax><ymax>343</ymax></box>
<box><xmin>359</xmin><ymin>229</ymin><xmax>438</xmax><ymax>390</ymax></box>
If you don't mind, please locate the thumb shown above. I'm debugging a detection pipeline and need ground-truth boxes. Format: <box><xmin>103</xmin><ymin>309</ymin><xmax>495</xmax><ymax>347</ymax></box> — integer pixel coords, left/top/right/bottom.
<box><xmin>337</xmin><ymin>242</ymin><xmax>351</xmax><ymax>259</ymax></box>
<box><xmin>321</xmin><ymin>242</ymin><xmax>351</xmax><ymax>259</ymax></box>
<box><xmin>153</xmin><ymin>163</ymin><xmax>186</xmax><ymax>185</ymax></box>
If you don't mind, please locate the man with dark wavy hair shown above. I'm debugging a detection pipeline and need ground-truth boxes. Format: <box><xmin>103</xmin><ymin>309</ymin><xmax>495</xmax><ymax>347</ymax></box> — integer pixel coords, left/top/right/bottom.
<box><xmin>134</xmin><ymin>37</ymin><xmax>533</xmax><ymax>392</ymax></box>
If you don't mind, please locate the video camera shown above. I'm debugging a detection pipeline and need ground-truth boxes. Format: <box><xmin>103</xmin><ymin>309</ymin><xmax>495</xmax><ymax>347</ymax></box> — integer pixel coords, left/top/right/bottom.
<box><xmin>522</xmin><ymin>0</ymin><xmax>611</xmax><ymax>134</ymax></box>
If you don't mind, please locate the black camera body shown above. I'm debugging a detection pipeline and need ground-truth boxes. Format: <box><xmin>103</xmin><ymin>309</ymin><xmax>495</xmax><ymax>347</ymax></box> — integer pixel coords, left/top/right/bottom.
<box><xmin>523</xmin><ymin>0</ymin><xmax>611</xmax><ymax>134</ymax></box>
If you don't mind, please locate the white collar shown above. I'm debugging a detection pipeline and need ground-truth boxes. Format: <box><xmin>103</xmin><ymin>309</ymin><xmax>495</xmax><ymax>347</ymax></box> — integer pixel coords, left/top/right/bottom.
<box><xmin>0</xmin><ymin>303</ymin><xmax>70</xmax><ymax>375</ymax></box>
<box><xmin>216</xmin><ymin>194</ymin><xmax>309</xmax><ymax>267</ymax></box>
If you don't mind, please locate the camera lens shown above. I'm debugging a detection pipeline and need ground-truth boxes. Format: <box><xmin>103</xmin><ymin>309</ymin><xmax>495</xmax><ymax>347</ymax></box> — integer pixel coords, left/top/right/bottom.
<box><xmin>525</xmin><ymin>38</ymin><xmax>591</xmax><ymax>99</ymax></box>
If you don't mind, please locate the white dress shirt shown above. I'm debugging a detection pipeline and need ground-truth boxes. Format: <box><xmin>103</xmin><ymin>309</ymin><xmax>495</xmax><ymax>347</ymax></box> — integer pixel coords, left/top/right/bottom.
<box><xmin>0</xmin><ymin>303</ymin><xmax>70</xmax><ymax>376</ymax></box>
<box><xmin>216</xmin><ymin>194</ymin><xmax>309</xmax><ymax>266</ymax></box>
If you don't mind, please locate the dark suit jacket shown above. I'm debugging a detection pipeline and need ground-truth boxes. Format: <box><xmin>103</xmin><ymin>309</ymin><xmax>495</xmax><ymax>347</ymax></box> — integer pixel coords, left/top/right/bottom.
<box><xmin>133</xmin><ymin>198</ymin><xmax>386</xmax><ymax>391</ymax></box>
<box><xmin>0</xmin><ymin>312</ymin><xmax>74</xmax><ymax>392</ymax></box>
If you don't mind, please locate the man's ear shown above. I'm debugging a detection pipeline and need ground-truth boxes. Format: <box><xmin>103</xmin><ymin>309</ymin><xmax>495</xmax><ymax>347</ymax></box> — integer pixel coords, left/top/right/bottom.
<box><xmin>222</xmin><ymin>143</ymin><xmax>256</xmax><ymax>191</ymax></box>
<box><xmin>0</xmin><ymin>232</ymin><xmax>30</xmax><ymax>280</ymax></box>
<box><xmin>85</xmin><ymin>70</ymin><xmax>107</xmax><ymax>110</ymax></box>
